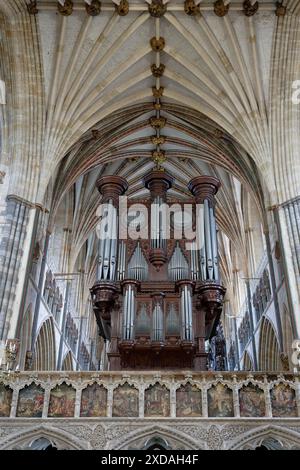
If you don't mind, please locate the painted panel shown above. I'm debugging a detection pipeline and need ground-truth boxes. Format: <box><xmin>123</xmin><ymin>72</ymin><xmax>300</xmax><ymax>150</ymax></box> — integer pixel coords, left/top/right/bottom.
<box><xmin>17</xmin><ymin>383</ymin><xmax>44</xmax><ymax>418</ymax></box>
<box><xmin>271</xmin><ymin>384</ymin><xmax>298</xmax><ymax>417</ymax></box>
<box><xmin>207</xmin><ymin>383</ymin><xmax>234</xmax><ymax>417</ymax></box>
<box><xmin>0</xmin><ymin>384</ymin><xmax>12</xmax><ymax>417</ymax></box>
<box><xmin>112</xmin><ymin>384</ymin><xmax>139</xmax><ymax>417</ymax></box>
<box><xmin>48</xmin><ymin>383</ymin><xmax>76</xmax><ymax>418</ymax></box>
<box><xmin>144</xmin><ymin>384</ymin><xmax>170</xmax><ymax>417</ymax></box>
<box><xmin>176</xmin><ymin>383</ymin><xmax>202</xmax><ymax>417</ymax></box>
<box><xmin>80</xmin><ymin>383</ymin><xmax>107</xmax><ymax>417</ymax></box>
<box><xmin>239</xmin><ymin>384</ymin><xmax>265</xmax><ymax>417</ymax></box>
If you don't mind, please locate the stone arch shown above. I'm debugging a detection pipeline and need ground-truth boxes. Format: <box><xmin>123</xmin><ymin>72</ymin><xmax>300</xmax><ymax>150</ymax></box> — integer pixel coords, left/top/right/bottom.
<box><xmin>33</xmin><ymin>317</ymin><xmax>56</xmax><ymax>371</ymax></box>
<box><xmin>229</xmin><ymin>425</ymin><xmax>300</xmax><ymax>450</ymax></box>
<box><xmin>18</xmin><ymin>304</ymin><xmax>33</xmax><ymax>370</ymax></box>
<box><xmin>242</xmin><ymin>350</ymin><xmax>254</xmax><ymax>371</ymax></box>
<box><xmin>62</xmin><ymin>350</ymin><xmax>74</xmax><ymax>371</ymax></box>
<box><xmin>109</xmin><ymin>425</ymin><xmax>202</xmax><ymax>451</ymax></box>
<box><xmin>258</xmin><ymin>317</ymin><xmax>281</xmax><ymax>371</ymax></box>
<box><xmin>0</xmin><ymin>425</ymin><xmax>90</xmax><ymax>450</ymax></box>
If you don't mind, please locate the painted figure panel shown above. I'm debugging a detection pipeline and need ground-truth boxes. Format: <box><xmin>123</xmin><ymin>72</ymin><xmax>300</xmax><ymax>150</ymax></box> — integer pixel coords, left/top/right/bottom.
<box><xmin>0</xmin><ymin>384</ymin><xmax>12</xmax><ymax>417</ymax></box>
<box><xmin>144</xmin><ymin>383</ymin><xmax>170</xmax><ymax>417</ymax></box>
<box><xmin>271</xmin><ymin>384</ymin><xmax>298</xmax><ymax>417</ymax></box>
<box><xmin>239</xmin><ymin>384</ymin><xmax>265</xmax><ymax>417</ymax></box>
<box><xmin>207</xmin><ymin>383</ymin><xmax>234</xmax><ymax>417</ymax></box>
<box><xmin>112</xmin><ymin>384</ymin><xmax>139</xmax><ymax>417</ymax></box>
<box><xmin>176</xmin><ymin>383</ymin><xmax>202</xmax><ymax>417</ymax></box>
<box><xmin>17</xmin><ymin>383</ymin><xmax>44</xmax><ymax>417</ymax></box>
<box><xmin>80</xmin><ymin>383</ymin><xmax>107</xmax><ymax>417</ymax></box>
<box><xmin>48</xmin><ymin>383</ymin><xmax>76</xmax><ymax>417</ymax></box>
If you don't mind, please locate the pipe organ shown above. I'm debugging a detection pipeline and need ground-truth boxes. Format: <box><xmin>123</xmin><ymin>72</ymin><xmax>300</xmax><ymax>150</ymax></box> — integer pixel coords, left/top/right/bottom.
<box><xmin>90</xmin><ymin>171</ymin><xmax>226</xmax><ymax>370</ymax></box>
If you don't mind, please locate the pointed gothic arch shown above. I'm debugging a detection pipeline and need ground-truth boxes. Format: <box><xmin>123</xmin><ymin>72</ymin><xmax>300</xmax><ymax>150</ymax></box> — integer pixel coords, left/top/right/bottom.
<box><xmin>242</xmin><ymin>350</ymin><xmax>254</xmax><ymax>371</ymax></box>
<box><xmin>259</xmin><ymin>318</ymin><xmax>281</xmax><ymax>371</ymax></box>
<box><xmin>61</xmin><ymin>350</ymin><xmax>74</xmax><ymax>371</ymax></box>
<box><xmin>33</xmin><ymin>318</ymin><xmax>56</xmax><ymax>371</ymax></box>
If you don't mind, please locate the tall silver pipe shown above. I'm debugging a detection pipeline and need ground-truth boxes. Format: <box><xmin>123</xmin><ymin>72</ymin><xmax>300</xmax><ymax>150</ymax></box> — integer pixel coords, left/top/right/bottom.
<box><xmin>204</xmin><ymin>199</ymin><xmax>213</xmax><ymax>280</ymax></box>
<box><xmin>209</xmin><ymin>206</ymin><xmax>219</xmax><ymax>281</ymax></box>
<box><xmin>197</xmin><ymin>204</ymin><xmax>206</xmax><ymax>280</ymax></box>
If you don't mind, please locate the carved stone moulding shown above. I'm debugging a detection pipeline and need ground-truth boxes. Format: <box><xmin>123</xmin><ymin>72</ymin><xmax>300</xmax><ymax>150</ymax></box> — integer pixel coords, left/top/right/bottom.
<box><xmin>96</xmin><ymin>175</ymin><xmax>128</xmax><ymax>204</ymax></box>
<box><xmin>58</xmin><ymin>0</ymin><xmax>73</xmax><ymax>16</ymax></box>
<box><xmin>148</xmin><ymin>0</ymin><xmax>167</xmax><ymax>17</ymax></box>
<box><xmin>115</xmin><ymin>0</ymin><xmax>129</xmax><ymax>16</ymax></box>
<box><xmin>90</xmin><ymin>281</ymin><xmax>118</xmax><ymax>322</ymax></box>
<box><xmin>214</xmin><ymin>0</ymin><xmax>229</xmax><ymax>17</ymax></box>
<box><xmin>86</xmin><ymin>0</ymin><xmax>101</xmax><ymax>16</ymax></box>
<box><xmin>150</xmin><ymin>37</ymin><xmax>165</xmax><ymax>52</ymax></box>
<box><xmin>188</xmin><ymin>175</ymin><xmax>221</xmax><ymax>204</ymax></box>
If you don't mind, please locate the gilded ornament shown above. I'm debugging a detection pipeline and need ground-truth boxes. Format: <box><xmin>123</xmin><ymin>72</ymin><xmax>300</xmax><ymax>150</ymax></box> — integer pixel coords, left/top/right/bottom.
<box><xmin>150</xmin><ymin>116</ymin><xmax>166</xmax><ymax>129</ymax></box>
<box><xmin>153</xmin><ymin>102</ymin><xmax>162</xmax><ymax>110</ymax></box>
<box><xmin>152</xmin><ymin>86</ymin><xmax>164</xmax><ymax>98</ymax></box>
<box><xmin>151</xmin><ymin>136</ymin><xmax>166</xmax><ymax>145</ymax></box>
<box><xmin>27</xmin><ymin>1</ymin><xmax>38</xmax><ymax>14</ymax></box>
<box><xmin>243</xmin><ymin>0</ymin><xmax>258</xmax><ymax>16</ymax></box>
<box><xmin>86</xmin><ymin>0</ymin><xmax>101</xmax><ymax>16</ymax></box>
<box><xmin>116</xmin><ymin>0</ymin><xmax>129</xmax><ymax>16</ymax></box>
<box><xmin>150</xmin><ymin>37</ymin><xmax>165</xmax><ymax>52</ymax></box>
<box><xmin>151</xmin><ymin>64</ymin><xmax>165</xmax><ymax>77</ymax></box>
<box><xmin>148</xmin><ymin>0</ymin><xmax>167</xmax><ymax>18</ymax></box>
<box><xmin>152</xmin><ymin>150</ymin><xmax>167</xmax><ymax>168</ymax></box>
<box><xmin>184</xmin><ymin>0</ymin><xmax>200</xmax><ymax>16</ymax></box>
<box><xmin>214</xmin><ymin>0</ymin><xmax>229</xmax><ymax>17</ymax></box>
<box><xmin>57</xmin><ymin>0</ymin><xmax>73</xmax><ymax>16</ymax></box>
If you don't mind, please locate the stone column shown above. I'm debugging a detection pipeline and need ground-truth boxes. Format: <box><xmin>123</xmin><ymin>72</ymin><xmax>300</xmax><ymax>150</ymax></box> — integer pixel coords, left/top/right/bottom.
<box><xmin>0</xmin><ymin>197</ymin><xmax>37</xmax><ymax>355</ymax></box>
<box><xmin>274</xmin><ymin>201</ymin><xmax>300</xmax><ymax>339</ymax></box>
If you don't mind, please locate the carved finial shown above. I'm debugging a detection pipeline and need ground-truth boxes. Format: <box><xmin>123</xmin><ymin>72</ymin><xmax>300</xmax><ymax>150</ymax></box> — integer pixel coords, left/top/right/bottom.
<box><xmin>152</xmin><ymin>86</ymin><xmax>164</xmax><ymax>98</ymax></box>
<box><xmin>275</xmin><ymin>2</ymin><xmax>286</xmax><ymax>16</ymax></box>
<box><xmin>214</xmin><ymin>0</ymin><xmax>229</xmax><ymax>17</ymax></box>
<box><xmin>150</xmin><ymin>37</ymin><xmax>165</xmax><ymax>52</ymax></box>
<box><xmin>151</xmin><ymin>64</ymin><xmax>165</xmax><ymax>77</ymax></box>
<box><xmin>86</xmin><ymin>0</ymin><xmax>101</xmax><ymax>16</ymax></box>
<box><xmin>243</xmin><ymin>0</ymin><xmax>258</xmax><ymax>16</ymax></box>
<box><xmin>27</xmin><ymin>0</ymin><xmax>38</xmax><ymax>15</ymax></box>
<box><xmin>184</xmin><ymin>0</ymin><xmax>200</xmax><ymax>16</ymax></box>
<box><xmin>57</xmin><ymin>0</ymin><xmax>73</xmax><ymax>16</ymax></box>
<box><xmin>148</xmin><ymin>0</ymin><xmax>167</xmax><ymax>18</ymax></box>
<box><xmin>115</xmin><ymin>0</ymin><xmax>129</xmax><ymax>16</ymax></box>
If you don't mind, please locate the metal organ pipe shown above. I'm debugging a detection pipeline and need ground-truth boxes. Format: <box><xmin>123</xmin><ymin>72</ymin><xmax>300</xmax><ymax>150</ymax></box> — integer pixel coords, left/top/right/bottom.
<box><xmin>204</xmin><ymin>199</ymin><xmax>213</xmax><ymax>280</ymax></box>
<box><xmin>209</xmin><ymin>206</ymin><xmax>219</xmax><ymax>281</ymax></box>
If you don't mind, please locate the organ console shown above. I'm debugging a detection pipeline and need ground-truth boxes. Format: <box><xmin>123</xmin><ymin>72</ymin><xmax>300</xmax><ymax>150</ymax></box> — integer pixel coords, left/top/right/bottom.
<box><xmin>90</xmin><ymin>170</ymin><xmax>226</xmax><ymax>370</ymax></box>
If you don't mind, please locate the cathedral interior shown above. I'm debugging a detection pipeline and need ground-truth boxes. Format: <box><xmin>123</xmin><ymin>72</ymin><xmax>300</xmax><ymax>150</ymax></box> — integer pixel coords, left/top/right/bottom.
<box><xmin>0</xmin><ymin>0</ymin><xmax>300</xmax><ymax>451</ymax></box>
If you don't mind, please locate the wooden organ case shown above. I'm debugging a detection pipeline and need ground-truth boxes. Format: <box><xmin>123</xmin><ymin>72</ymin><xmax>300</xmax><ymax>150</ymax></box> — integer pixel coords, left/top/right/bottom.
<box><xmin>90</xmin><ymin>170</ymin><xmax>226</xmax><ymax>371</ymax></box>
